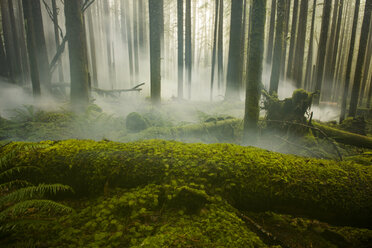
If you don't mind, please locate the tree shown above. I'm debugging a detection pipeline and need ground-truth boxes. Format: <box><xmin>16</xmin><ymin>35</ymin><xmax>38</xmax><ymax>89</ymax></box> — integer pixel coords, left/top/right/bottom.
<box><xmin>269</xmin><ymin>0</ymin><xmax>285</xmax><ymax>94</ymax></box>
<box><xmin>304</xmin><ymin>0</ymin><xmax>317</xmax><ymax>90</ymax></box>
<box><xmin>64</xmin><ymin>0</ymin><xmax>90</xmax><ymax>109</ymax></box>
<box><xmin>148</xmin><ymin>0</ymin><xmax>162</xmax><ymax>104</ymax></box>
<box><xmin>243</xmin><ymin>0</ymin><xmax>266</xmax><ymax>143</ymax></box>
<box><xmin>133</xmin><ymin>0</ymin><xmax>139</xmax><ymax>80</ymax></box>
<box><xmin>266</xmin><ymin>0</ymin><xmax>276</xmax><ymax>65</ymax></box>
<box><xmin>177</xmin><ymin>0</ymin><xmax>184</xmax><ymax>98</ymax></box>
<box><xmin>340</xmin><ymin>0</ymin><xmax>360</xmax><ymax>122</ymax></box>
<box><xmin>293</xmin><ymin>0</ymin><xmax>308</xmax><ymax>88</ymax></box>
<box><xmin>286</xmin><ymin>0</ymin><xmax>299</xmax><ymax>79</ymax></box>
<box><xmin>87</xmin><ymin>6</ymin><xmax>98</xmax><ymax>88</ymax></box>
<box><xmin>313</xmin><ymin>0</ymin><xmax>332</xmax><ymax>105</ymax></box>
<box><xmin>348</xmin><ymin>0</ymin><xmax>372</xmax><ymax>117</ymax></box>
<box><xmin>0</xmin><ymin>27</ymin><xmax>9</xmax><ymax>77</ymax></box>
<box><xmin>22</xmin><ymin>0</ymin><xmax>41</xmax><ymax>97</ymax></box>
<box><xmin>210</xmin><ymin>0</ymin><xmax>218</xmax><ymax>100</ymax></box>
<box><xmin>122</xmin><ymin>0</ymin><xmax>134</xmax><ymax>84</ymax></box>
<box><xmin>185</xmin><ymin>0</ymin><xmax>192</xmax><ymax>99</ymax></box>
<box><xmin>52</xmin><ymin>0</ymin><xmax>64</xmax><ymax>83</ymax></box>
<box><xmin>225</xmin><ymin>0</ymin><xmax>243</xmax><ymax>99</ymax></box>
<box><xmin>217</xmin><ymin>0</ymin><xmax>224</xmax><ymax>90</ymax></box>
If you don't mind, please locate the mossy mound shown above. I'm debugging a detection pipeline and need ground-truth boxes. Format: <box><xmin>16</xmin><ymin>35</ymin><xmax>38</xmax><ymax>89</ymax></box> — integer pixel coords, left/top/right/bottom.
<box><xmin>125</xmin><ymin>112</ymin><xmax>149</xmax><ymax>133</ymax></box>
<box><xmin>24</xmin><ymin>184</ymin><xmax>267</xmax><ymax>247</ymax></box>
<box><xmin>340</xmin><ymin>117</ymin><xmax>367</xmax><ymax>135</ymax></box>
<box><xmin>2</xmin><ymin>139</ymin><xmax>372</xmax><ymax>228</ymax></box>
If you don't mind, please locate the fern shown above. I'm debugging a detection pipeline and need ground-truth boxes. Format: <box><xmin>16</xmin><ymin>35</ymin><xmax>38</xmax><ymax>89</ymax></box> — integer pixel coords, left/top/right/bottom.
<box><xmin>0</xmin><ymin>184</ymin><xmax>73</xmax><ymax>206</ymax></box>
<box><xmin>0</xmin><ymin>166</ymin><xmax>41</xmax><ymax>181</ymax></box>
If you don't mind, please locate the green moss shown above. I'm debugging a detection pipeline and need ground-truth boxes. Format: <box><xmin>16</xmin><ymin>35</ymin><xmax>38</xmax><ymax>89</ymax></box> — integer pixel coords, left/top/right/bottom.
<box><xmin>2</xmin><ymin>139</ymin><xmax>372</xmax><ymax>228</ymax></box>
<box><xmin>126</xmin><ymin>112</ymin><xmax>149</xmax><ymax>133</ymax></box>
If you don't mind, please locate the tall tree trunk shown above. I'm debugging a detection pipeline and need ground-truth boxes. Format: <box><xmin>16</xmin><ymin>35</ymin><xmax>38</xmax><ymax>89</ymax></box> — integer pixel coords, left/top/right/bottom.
<box><xmin>358</xmin><ymin>20</ymin><xmax>372</xmax><ymax>106</ymax></box>
<box><xmin>16</xmin><ymin>0</ymin><xmax>30</xmax><ymax>83</ymax></box>
<box><xmin>293</xmin><ymin>0</ymin><xmax>308</xmax><ymax>88</ymax></box>
<box><xmin>239</xmin><ymin>0</ymin><xmax>247</xmax><ymax>91</ymax></box>
<box><xmin>217</xmin><ymin>0</ymin><xmax>224</xmax><ymax>91</ymax></box>
<box><xmin>322</xmin><ymin>0</ymin><xmax>340</xmax><ymax>101</ymax></box>
<box><xmin>340</xmin><ymin>0</ymin><xmax>360</xmax><ymax>122</ymax></box>
<box><xmin>148</xmin><ymin>0</ymin><xmax>162</xmax><ymax>105</ymax></box>
<box><xmin>348</xmin><ymin>0</ymin><xmax>372</xmax><ymax>117</ymax></box>
<box><xmin>0</xmin><ymin>28</ymin><xmax>9</xmax><ymax>77</ymax></box>
<box><xmin>52</xmin><ymin>0</ymin><xmax>64</xmax><ymax>83</ymax></box>
<box><xmin>286</xmin><ymin>0</ymin><xmax>299</xmax><ymax>79</ymax></box>
<box><xmin>243</xmin><ymin>0</ymin><xmax>266</xmax><ymax>143</ymax></box>
<box><xmin>304</xmin><ymin>0</ymin><xmax>317</xmax><ymax>91</ymax></box>
<box><xmin>31</xmin><ymin>0</ymin><xmax>51</xmax><ymax>92</ymax></box>
<box><xmin>210</xmin><ymin>0</ymin><xmax>219</xmax><ymax>100</ymax></box>
<box><xmin>87</xmin><ymin>7</ymin><xmax>98</xmax><ymax>88</ymax></box>
<box><xmin>133</xmin><ymin>0</ymin><xmax>139</xmax><ymax>80</ymax></box>
<box><xmin>280</xmin><ymin>0</ymin><xmax>291</xmax><ymax>78</ymax></box>
<box><xmin>367</xmin><ymin>73</ymin><xmax>372</xmax><ymax>108</ymax></box>
<box><xmin>313</xmin><ymin>0</ymin><xmax>332</xmax><ymax>105</ymax></box>
<box><xmin>177</xmin><ymin>0</ymin><xmax>184</xmax><ymax>98</ymax></box>
<box><xmin>123</xmin><ymin>0</ymin><xmax>134</xmax><ymax>84</ymax></box>
<box><xmin>225</xmin><ymin>0</ymin><xmax>243</xmax><ymax>99</ymax></box>
<box><xmin>22</xmin><ymin>0</ymin><xmax>40</xmax><ymax>97</ymax></box>
<box><xmin>185</xmin><ymin>0</ymin><xmax>192</xmax><ymax>99</ymax></box>
<box><xmin>266</xmin><ymin>0</ymin><xmax>276</xmax><ymax>65</ymax></box>
<box><xmin>103</xmin><ymin>0</ymin><xmax>114</xmax><ymax>88</ymax></box>
<box><xmin>65</xmin><ymin>0</ymin><xmax>90</xmax><ymax>109</ymax></box>
<box><xmin>138</xmin><ymin>0</ymin><xmax>145</xmax><ymax>52</ymax></box>
<box><xmin>269</xmin><ymin>0</ymin><xmax>285</xmax><ymax>94</ymax></box>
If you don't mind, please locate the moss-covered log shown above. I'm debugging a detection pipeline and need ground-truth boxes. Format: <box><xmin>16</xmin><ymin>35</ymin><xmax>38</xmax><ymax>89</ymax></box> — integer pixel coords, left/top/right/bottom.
<box><xmin>1</xmin><ymin>140</ymin><xmax>372</xmax><ymax>228</ymax></box>
<box><xmin>313</xmin><ymin>122</ymin><xmax>372</xmax><ymax>149</ymax></box>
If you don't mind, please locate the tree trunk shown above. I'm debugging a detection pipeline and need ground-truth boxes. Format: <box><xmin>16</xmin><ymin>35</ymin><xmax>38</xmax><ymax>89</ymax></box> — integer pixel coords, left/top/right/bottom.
<box><xmin>138</xmin><ymin>0</ymin><xmax>145</xmax><ymax>53</ymax></box>
<box><xmin>293</xmin><ymin>0</ymin><xmax>308</xmax><ymax>88</ymax></box>
<box><xmin>269</xmin><ymin>0</ymin><xmax>285</xmax><ymax>94</ymax></box>
<box><xmin>266</xmin><ymin>0</ymin><xmax>276</xmax><ymax>65</ymax></box>
<box><xmin>177</xmin><ymin>0</ymin><xmax>184</xmax><ymax>99</ymax></box>
<box><xmin>103</xmin><ymin>0</ymin><xmax>115</xmax><ymax>88</ymax></box>
<box><xmin>87</xmin><ymin>7</ymin><xmax>98</xmax><ymax>88</ymax></box>
<box><xmin>148</xmin><ymin>0</ymin><xmax>162</xmax><ymax>105</ymax></box>
<box><xmin>123</xmin><ymin>0</ymin><xmax>134</xmax><ymax>84</ymax></box>
<box><xmin>217</xmin><ymin>0</ymin><xmax>224</xmax><ymax>91</ymax></box>
<box><xmin>340</xmin><ymin>0</ymin><xmax>360</xmax><ymax>122</ymax></box>
<box><xmin>133</xmin><ymin>0</ymin><xmax>139</xmax><ymax>80</ymax></box>
<box><xmin>0</xmin><ymin>27</ymin><xmax>9</xmax><ymax>77</ymax></box>
<box><xmin>22</xmin><ymin>0</ymin><xmax>40</xmax><ymax>97</ymax></box>
<box><xmin>239</xmin><ymin>0</ymin><xmax>247</xmax><ymax>91</ymax></box>
<box><xmin>286</xmin><ymin>0</ymin><xmax>299</xmax><ymax>79</ymax></box>
<box><xmin>185</xmin><ymin>0</ymin><xmax>192</xmax><ymax>99</ymax></box>
<box><xmin>52</xmin><ymin>0</ymin><xmax>64</xmax><ymax>83</ymax></box>
<box><xmin>358</xmin><ymin>20</ymin><xmax>372</xmax><ymax>107</ymax></box>
<box><xmin>210</xmin><ymin>0</ymin><xmax>219</xmax><ymax>100</ymax></box>
<box><xmin>225</xmin><ymin>0</ymin><xmax>243</xmax><ymax>99</ymax></box>
<box><xmin>304</xmin><ymin>0</ymin><xmax>317</xmax><ymax>91</ymax></box>
<box><xmin>313</xmin><ymin>0</ymin><xmax>332</xmax><ymax>105</ymax></box>
<box><xmin>280</xmin><ymin>0</ymin><xmax>291</xmax><ymax>78</ymax></box>
<box><xmin>31</xmin><ymin>0</ymin><xmax>51</xmax><ymax>92</ymax></box>
<box><xmin>65</xmin><ymin>0</ymin><xmax>90</xmax><ymax>109</ymax></box>
<box><xmin>348</xmin><ymin>0</ymin><xmax>372</xmax><ymax>118</ymax></box>
<box><xmin>243</xmin><ymin>0</ymin><xmax>266</xmax><ymax>143</ymax></box>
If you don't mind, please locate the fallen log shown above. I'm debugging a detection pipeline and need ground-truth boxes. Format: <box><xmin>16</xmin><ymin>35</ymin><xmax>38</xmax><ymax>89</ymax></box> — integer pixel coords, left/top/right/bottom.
<box><xmin>313</xmin><ymin>122</ymin><xmax>372</xmax><ymax>149</ymax></box>
<box><xmin>2</xmin><ymin>140</ymin><xmax>371</xmax><ymax>228</ymax></box>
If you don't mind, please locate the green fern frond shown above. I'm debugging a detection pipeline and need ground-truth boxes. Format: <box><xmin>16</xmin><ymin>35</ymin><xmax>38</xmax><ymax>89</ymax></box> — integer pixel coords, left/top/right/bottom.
<box><xmin>0</xmin><ymin>184</ymin><xmax>73</xmax><ymax>206</ymax></box>
<box><xmin>0</xmin><ymin>218</ymin><xmax>51</xmax><ymax>233</ymax></box>
<box><xmin>0</xmin><ymin>180</ymin><xmax>32</xmax><ymax>191</ymax></box>
<box><xmin>0</xmin><ymin>166</ymin><xmax>41</xmax><ymax>181</ymax></box>
<box><xmin>0</xmin><ymin>199</ymin><xmax>74</xmax><ymax>221</ymax></box>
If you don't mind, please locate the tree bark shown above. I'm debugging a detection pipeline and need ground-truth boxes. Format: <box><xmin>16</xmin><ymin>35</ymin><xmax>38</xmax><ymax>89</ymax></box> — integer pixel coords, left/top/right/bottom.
<box><xmin>243</xmin><ymin>0</ymin><xmax>266</xmax><ymax>144</ymax></box>
<box><xmin>225</xmin><ymin>0</ymin><xmax>243</xmax><ymax>99</ymax></box>
<box><xmin>177</xmin><ymin>0</ymin><xmax>184</xmax><ymax>99</ymax></box>
<box><xmin>266</xmin><ymin>0</ymin><xmax>276</xmax><ymax>65</ymax></box>
<box><xmin>340</xmin><ymin>0</ymin><xmax>360</xmax><ymax>122</ymax></box>
<box><xmin>123</xmin><ymin>0</ymin><xmax>134</xmax><ymax>85</ymax></box>
<box><xmin>65</xmin><ymin>0</ymin><xmax>90</xmax><ymax>109</ymax></box>
<box><xmin>185</xmin><ymin>0</ymin><xmax>192</xmax><ymax>99</ymax></box>
<box><xmin>269</xmin><ymin>0</ymin><xmax>285</xmax><ymax>94</ymax></box>
<box><xmin>51</xmin><ymin>0</ymin><xmax>64</xmax><ymax>83</ymax></box>
<box><xmin>133</xmin><ymin>0</ymin><xmax>139</xmax><ymax>80</ymax></box>
<box><xmin>0</xmin><ymin>26</ymin><xmax>9</xmax><ymax>77</ymax></box>
<box><xmin>87</xmin><ymin>7</ymin><xmax>98</xmax><ymax>88</ymax></box>
<box><xmin>148</xmin><ymin>0</ymin><xmax>162</xmax><ymax>105</ymax></box>
<box><xmin>304</xmin><ymin>0</ymin><xmax>317</xmax><ymax>91</ymax></box>
<box><xmin>348</xmin><ymin>0</ymin><xmax>372</xmax><ymax>117</ymax></box>
<box><xmin>293</xmin><ymin>0</ymin><xmax>308</xmax><ymax>88</ymax></box>
<box><xmin>210</xmin><ymin>0</ymin><xmax>219</xmax><ymax>100</ymax></box>
<box><xmin>286</xmin><ymin>0</ymin><xmax>299</xmax><ymax>79</ymax></box>
<box><xmin>313</xmin><ymin>0</ymin><xmax>332</xmax><ymax>105</ymax></box>
<box><xmin>217</xmin><ymin>0</ymin><xmax>224</xmax><ymax>91</ymax></box>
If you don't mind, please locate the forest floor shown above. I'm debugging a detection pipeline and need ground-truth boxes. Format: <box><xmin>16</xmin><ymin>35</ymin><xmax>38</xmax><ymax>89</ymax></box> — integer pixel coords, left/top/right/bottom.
<box><xmin>0</xmin><ymin>92</ymin><xmax>372</xmax><ymax>247</ymax></box>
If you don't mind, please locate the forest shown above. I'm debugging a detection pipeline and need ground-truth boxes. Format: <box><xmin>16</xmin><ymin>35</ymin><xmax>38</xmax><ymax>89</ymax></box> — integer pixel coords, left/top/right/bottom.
<box><xmin>0</xmin><ymin>0</ymin><xmax>372</xmax><ymax>247</ymax></box>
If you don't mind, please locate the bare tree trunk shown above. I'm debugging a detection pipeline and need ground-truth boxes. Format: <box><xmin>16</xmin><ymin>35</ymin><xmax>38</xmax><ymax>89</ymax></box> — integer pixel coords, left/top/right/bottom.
<box><xmin>269</xmin><ymin>0</ymin><xmax>285</xmax><ymax>94</ymax></box>
<box><xmin>280</xmin><ymin>0</ymin><xmax>291</xmax><ymax>78</ymax></box>
<box><xmin>217</xmin><ymin>0</ymin><xmax>223</xmax><ymax>91</ymax></box>
<box><xmin>148</xmin><ymin>0</ymin><xmax>162</xmax><ymax>105</ymax></box>
<box><xmin>185</xmin><ymin>0</ymin><xmax>192</xmax><ymax>99</ymax></box>
<box><xmin>340</xmin><ymin>0</ymin><xmax>360</xmax><ymax>122</ymax></box>
<box><xmin>313</xmin><ymin>0</ymin><xmax>332</xmax><ymax>105</ymax></box>
<box><xmin>358</xmin><ymin>19</ymin><xmax>372</xmax><ymax>106</ymax></box>
<box><xmin>65</xmin><ymin>0</ymin><xmax>90</xmax><ymax>109</ymax></box>
<box><xmin>293</xmin><ymin>0</ymin><xmax>308</xmax><ymax>88</ymax></box>
<box><xmin>0</xmin><ymin>27</ymin><xmax>9</xmax><ymax>77</ymax></box>
<box><xmin>133</xmin><ymin>0</ymin><xmax>139</xmax><ymax>80</ymax></box>
<box><xmin>348</xmin><ymin>0</ymin><xmax>372</xmax><ymax>117</ymax></box>
<box><xmin>210</xmin><ymin>0</ymin><xmax>218</xmax><ymax>100</ymax></box>
<box><xmin>138</xmin><ymin>0</ymin><xmax>145</xmax><ymax>53</ymax></box>
<box><xmin>266</xmin><ymin>0</ymin><xmax>276</xmax><ymax>65</ymax></box>
<box><xmin>177</xmin><ymin>0</ymin><xmax>184</xmax><ymax>98</ymax></box>
<box><xmin>243</xmin><ymin>0</ymin><xmax>266</xmax><ymax>144</ymax></box>
<box><xmin>103</xmin><ymin>0</ymin><xmax>114</xmax><ymax>88</ymax></box>
<box><xmin>304</xmin><ymin>0</ymin><xmax>317</xmax><ymax>91</ymax></box>
<box><xmin>123</xmin><ymin>0</ymin><xmax>134</xmax><ymax>84</ymax></box>
<box><xmin>52</xmin><ymin>0</ymin><xmax>64</xmax><ymax>83</ymax></box>
<box><xmin>87</xmin><ymin>7</ymin><xmax>98</xmax><ymax>88</ymax></box>
<box><xmin>286</xmin><ymin>0</ymin><xmax>299</xmax><ymax>79</ymax></box>
<box><xmin>22</xmin><ymin>0</ymin><xmax>40</xmax><ymax>97</ymax></box>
